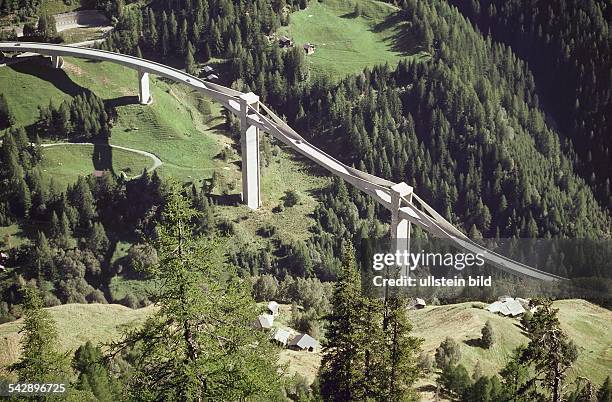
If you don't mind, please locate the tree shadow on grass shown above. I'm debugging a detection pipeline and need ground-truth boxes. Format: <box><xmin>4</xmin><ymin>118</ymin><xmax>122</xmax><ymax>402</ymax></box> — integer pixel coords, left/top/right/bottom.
<box><xmin>464</xmin><ymin>338</ymin><xmax>483</xmax><ymax>348</ymax></box>
<box><xmin>371</xmin><ymin>11</ymin><xmax>426</xmax><ymax>56</ymax></box>
<box><xmin>92</xmin><ymin>141</ymin><xmax>113</xmax><ymax>172</ymax></box>
<box><xmin>9</xmin><ymin>58</ymin><xmax>91</xmax><ymax>97</ymax></box>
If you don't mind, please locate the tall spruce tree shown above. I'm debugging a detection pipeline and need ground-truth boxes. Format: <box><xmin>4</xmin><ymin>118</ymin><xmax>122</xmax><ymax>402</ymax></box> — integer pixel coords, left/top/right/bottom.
<box><xmin>9</xmin><ymin>286</ymin><xmax>70</xmax><ymax>383</ymax></box>
<box><xmin>381</xmin><ymin>295</ymin><xmax>423</xmax><ymax>401</ymax></box>
<box><xmin>110</xmin><ymin>186</ymin><xmax>281</xmax><ymax>401</ymax></box>
<box><xmin>320</xmin><ymin>242</ymin><xmax>368</xmax><ymax>401</ymax></box>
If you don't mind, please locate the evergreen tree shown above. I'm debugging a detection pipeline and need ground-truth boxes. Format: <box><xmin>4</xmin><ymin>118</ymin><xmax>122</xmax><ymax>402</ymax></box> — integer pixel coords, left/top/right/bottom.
<box><xmin>381</xmin><ymin>295</ymin><xmax>423</xmax><ymax>401</ymax></box>
<box><xmin>185</xmin><ymin>41</ymin><xmax>196</xmax><ymax>75</ymax></box>
<box><xmin>87</xmin><ymin>222</ymin><xmax>110</xmax><ymax>255</ymax></box>
<box><xmin>517</xmin><ymin>299</ymin><xmax>578</xmax><ymax>401</ymax></box>
<box><xmin>320</xmin><ymin>242</ymin><xmax>368</xmax><ymax>401</ymax></box>
<box><xmin>435</xmin><ymin>337</ymin><xmax>461</xmax><ymax>369</ymax></box>
<box><xmin>111</xmin><ymin>186</ymin><xmax>281</xmax><ymax>401</ymax></box>
<box><xmin>73</xmin><ymin>341</ymin><xmax>119</xmax><ymax>401</ymax></box>
<box><xmin>481</xmin><ymin>319</ymin><xmax>494</xmax><ymax>349</ymax></box>
<box><xmin>0</xmin><ymin>93</ymin><xmax>15</xmax><ymax>128</ymax></box>
<box><xmin>9</xmin><ymin>286</ymin><xmax>70</xmax><ymax>383</ymax></box>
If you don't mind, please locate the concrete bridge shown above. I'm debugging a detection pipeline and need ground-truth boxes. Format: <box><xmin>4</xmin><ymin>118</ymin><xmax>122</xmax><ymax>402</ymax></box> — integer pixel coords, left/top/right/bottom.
<box><xmin>0</xmin><ymin>42</ymin><xmax>567</xmax><ymax>282</ymax></box>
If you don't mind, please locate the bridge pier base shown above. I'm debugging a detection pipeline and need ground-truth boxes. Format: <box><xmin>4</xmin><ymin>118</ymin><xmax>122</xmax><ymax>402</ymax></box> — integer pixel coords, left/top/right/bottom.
<box><xmin>138</xmin><ymin>70</ymin><xmax>151</xmax><ymax>105</ymax></box>
<box><xmin>391</xmin><ymin>182</ymin><xmax>413</xmax><ymax>275</ymax></box>
<box><xmin>239</xmin><ymin>92</ymin><xmax>261</xmax><ymax>209</ymax></box>
<box><xmin>50</xmin><ymin>55</ymin><xmax>63</xmax><ymax>69</ymax></box>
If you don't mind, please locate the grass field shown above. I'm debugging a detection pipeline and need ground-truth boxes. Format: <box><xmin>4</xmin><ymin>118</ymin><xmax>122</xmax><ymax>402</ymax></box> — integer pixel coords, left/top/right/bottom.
<box><xmin>278</xmin><ymin>0</ymin><xmax>429</xmax><ymax>80</ymax></box>
<box><xmin>410</xmin><ymin>300</ymin><xmax>612</xmax><ymax>392</ymax></box>
<box><xmin>40</xmin><ymin>144</ymin><xmax>154</xmax><ymax>187</ymax></box>
<box><xmin>0</xmin><ymin>303</ymin><xmax>155</xmax><ymax>378</ymax></box>
<box><xmin>1</xmin><ymin>300</ymin><xmax>608</xmax><ymax>389</ymax></box>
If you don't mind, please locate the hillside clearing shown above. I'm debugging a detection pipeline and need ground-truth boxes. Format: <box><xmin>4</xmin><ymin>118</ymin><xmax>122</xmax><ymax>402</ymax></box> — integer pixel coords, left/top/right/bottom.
<box><xmin>279</xmin><ymin>0</ymin><xmax>429</xmax><ymax>80</ymax></box>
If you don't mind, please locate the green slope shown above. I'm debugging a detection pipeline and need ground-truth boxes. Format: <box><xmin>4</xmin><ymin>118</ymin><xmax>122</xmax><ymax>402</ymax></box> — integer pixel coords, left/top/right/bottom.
<box><xmin>279</xmin><ymin>0</ymin><xmax>429</xmax><ymax>80</ymax></box>
<box><xmin>0</xmin><ymin>303</ymin><xmax>155</xmax><ymax>378</ymax></box>
<box><xmin>410</xmin><ymin>300</ymin><xmax>612</xmax><ymax>386</ymax></box>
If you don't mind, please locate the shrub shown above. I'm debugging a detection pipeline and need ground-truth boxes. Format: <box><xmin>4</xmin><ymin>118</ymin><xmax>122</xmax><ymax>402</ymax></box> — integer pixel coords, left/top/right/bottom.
<box><xmin>283</xmin><ymin>190</ymin><xmax>300</xmax><ymax>207</ymax></box>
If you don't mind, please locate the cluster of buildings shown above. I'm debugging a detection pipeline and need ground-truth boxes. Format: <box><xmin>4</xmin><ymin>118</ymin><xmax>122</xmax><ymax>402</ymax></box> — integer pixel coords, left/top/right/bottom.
<box><xmin>271</xmin><ymin>34</ymin><xmax>316</xmax><ymax>55</ymax></box>
<box><xmin>254</xmin><ymin>301</ymin><xmax>320</xmax><ymax>352</ymax></box>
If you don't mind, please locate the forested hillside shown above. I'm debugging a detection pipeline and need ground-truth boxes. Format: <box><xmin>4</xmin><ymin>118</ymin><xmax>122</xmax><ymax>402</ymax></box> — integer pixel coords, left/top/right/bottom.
<box><xmin>447</xmin><ymin>0</ymin><xmax>611</xmax><ymax>211</ymax></box>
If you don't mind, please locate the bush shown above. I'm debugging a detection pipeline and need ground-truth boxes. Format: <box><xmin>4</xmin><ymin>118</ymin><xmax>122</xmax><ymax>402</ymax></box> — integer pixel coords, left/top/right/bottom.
<box><xmin>283</xmin><ymin>190</ymin><xmax>301</xmax><ymax>207</ymax></box>
<box><xmin>481</xmin><ymin>320</ymin><xmax>494</xmax><ymax>348</ymax></box>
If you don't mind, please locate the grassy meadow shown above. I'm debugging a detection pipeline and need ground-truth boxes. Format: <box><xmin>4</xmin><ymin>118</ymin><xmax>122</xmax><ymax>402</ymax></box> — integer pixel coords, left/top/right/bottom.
<box><xmin>278</xmin><ymin>0</ymin><xmax>430</xmax><ymax>80</ymax></box>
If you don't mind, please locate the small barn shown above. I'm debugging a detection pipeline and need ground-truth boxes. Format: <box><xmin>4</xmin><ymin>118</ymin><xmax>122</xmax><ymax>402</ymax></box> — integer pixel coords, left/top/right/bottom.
<box><xmin>408</xmin><ymin>297</ymin><xmax>426</xmax><ymax>310</ymax></box>
<box><xmin>254</xmin><ymin>314</ymin><xmax>274</xmax><ymax>330</ymax></box>
<box><xmin>303</xmin><ymin>43</ymin><xmax>316</xmax><ymax>55</ymax></box>
<box><xmin>289</xmin><ymin>333</ymin><xmax>319</xmax><ymax>352</ymax></box>
<box><xmin>268</xmin><ymin>301</ymin><xmax>280</xmax><ymax>316</ymax></box>
<box><xmin>487</xmin><ymin>298</ymin><xmax>525</xmax><ymax>317</ymax></box>
<box><xmin>272</xmin><ymin>328</ymin><xmax>290</xmax><ymax>346</ymax></box>
<box><xmin>279</xmin><ymin>35</ymin><xmax>294</xmax><ymax>48</ymax></box>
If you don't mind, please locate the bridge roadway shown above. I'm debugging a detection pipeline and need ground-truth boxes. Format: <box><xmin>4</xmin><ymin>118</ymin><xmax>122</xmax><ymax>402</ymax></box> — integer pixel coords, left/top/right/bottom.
<box><xmin>0</xmin><ymin>42</ymin><xmax>566</xmax><ymax>282</ymax></box>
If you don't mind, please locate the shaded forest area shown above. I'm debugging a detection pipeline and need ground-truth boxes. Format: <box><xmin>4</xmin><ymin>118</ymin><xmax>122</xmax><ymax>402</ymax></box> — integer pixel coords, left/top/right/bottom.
<box><xmin>447</xmin><ymin>0</ymin><xmax>611</xmax><ymax>211</ymax></box>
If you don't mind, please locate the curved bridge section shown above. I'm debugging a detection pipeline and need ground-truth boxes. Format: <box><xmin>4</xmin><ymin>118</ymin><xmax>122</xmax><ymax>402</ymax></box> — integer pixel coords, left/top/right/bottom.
<box><xmin>0</xmin><ymin>42</ymin><xmax>566</xmax><ymax>282</ymax></box>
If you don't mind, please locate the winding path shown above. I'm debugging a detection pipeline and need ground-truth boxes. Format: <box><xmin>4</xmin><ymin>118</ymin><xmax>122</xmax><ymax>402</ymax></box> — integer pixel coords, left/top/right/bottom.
<box><xmin>0</xmin><ymin>41</ymin><xmax>567</xmax><ymax>282</ymax></box>
<box><xmin>40</xmin><ymin>142</ymin><xmax>163</xmax><ymax>172</ymax></box>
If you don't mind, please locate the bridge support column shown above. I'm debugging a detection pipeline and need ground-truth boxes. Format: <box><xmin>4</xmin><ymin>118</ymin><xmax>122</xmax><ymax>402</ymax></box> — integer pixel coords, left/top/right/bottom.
<box><xmin>138</xmin><ymin>70</ymin><xmax>151</xmax><ymax>105</ymax></box>
<box><xmin>391</xmin><ymin>182</ymin><xmax>413</xmax><ymax>275</ymax></box>
<box><xmin>50</xmin><ymin>55</ymin><xmax>63</xmax><ymax>69</ymax></box>
<box><xmin>239</xmin><ymin>92</ymin><xmax>261</xmax><ymax>209</ymax></box>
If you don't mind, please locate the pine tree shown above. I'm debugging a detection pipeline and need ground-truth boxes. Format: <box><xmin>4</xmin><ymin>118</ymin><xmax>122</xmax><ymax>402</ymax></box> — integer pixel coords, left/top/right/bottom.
<box><xmin>320</xmin><ymin>242</ymin><xmax>368</xmax><ymax>401</ymax></box>
<box><xmin>110</xmin><ymin>186</ymin><xmax>281</xmax><ymax>401</ymax></box>
<box><xmin>481</xmin><ymin>319</ymin><xmax>494</xmax><ymax>348</ymax></box>
<box><xmin>185</xmin><ymin>41</ymin><xmax>196</xmax><ymax>75</ymax></box>
<box><xmin>9</xmin><ymin>286</ymin><xmax>70</xmax><ymax>382</ymax></box>
<box><xmin>73</xmin><ymin>341</ymin><xmax>119</xmax><ymax>401</ymax></box>
<box><xmin>0</xmin><ymin>93</ymin><xmax>15</xmax><ymax>128</ymax></box>
<box><xmin>517</xmin><ymin>299</ymin><xmax>578</xmax><ymax>401</ymax></box>
<box><xmin>87</xmin><ymin>222</ymin><xmax>110</xmax><ymax>255</ymax></box>
<box><xmin>381</xmin><ymin>295</ymin><xmax>423</xmax><ymax>401</ymax></box>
